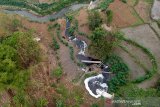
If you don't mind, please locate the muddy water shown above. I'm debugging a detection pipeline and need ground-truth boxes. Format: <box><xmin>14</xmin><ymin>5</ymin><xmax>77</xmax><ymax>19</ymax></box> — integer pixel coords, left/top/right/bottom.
<box><xmin>1</xmin><ymin>4</ymin><xmax>87</xmax><ymax>22</ymax></box>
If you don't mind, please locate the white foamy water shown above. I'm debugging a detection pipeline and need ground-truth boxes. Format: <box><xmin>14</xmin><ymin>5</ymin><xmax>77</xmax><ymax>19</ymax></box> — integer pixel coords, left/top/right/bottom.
<box><xmin>84</xmin><ymin>74</ymin><xmax>113</xmax><ymax>99</ymax></box>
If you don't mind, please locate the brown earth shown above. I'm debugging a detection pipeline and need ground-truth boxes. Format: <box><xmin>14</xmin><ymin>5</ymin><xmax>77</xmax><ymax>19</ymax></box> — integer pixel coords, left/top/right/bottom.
<box><xmin>21</xmin><ymin>19</ymin><xmax>59</xmax><ymax>106</ymax></box>
<box><xmin>75</xmin><ymin>9</ymin><xmax>91</xmax><ymax>35</ymax></box>
<box><xmin>134</xmin><ymin>0</ymin><xmax>151</xmax><ymax>22</ymax></box>
<box><xmin>108</xmin><ymin>0</ymin><xmax>141</xmax><ymax>28</ymax></box>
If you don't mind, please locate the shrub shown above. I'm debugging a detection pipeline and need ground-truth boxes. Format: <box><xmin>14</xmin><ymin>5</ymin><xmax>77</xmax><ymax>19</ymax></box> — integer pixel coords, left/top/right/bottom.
<box><xmin>35</xmin><ymin>98</ymin><xmax>48</xmax><ymax>107</ymax></box>
<box><xmin>51</xmin><ymin>67</ymin><xmax>63</xmax><ymax>78</ymax></box>
<box><xmin>104</xmin><ymin>55</ymin><xmax>129</xmax><ymax>93</ymax></box>
<box><xmin>69</xmin><ymin>46</ymin><xmax>74</xmax><ymax>61</ymax></box>
<box><xmin>89</xmin><ymin>28</ymin><xmax>119</xmax><ymax>60</ymax></box>
<box><xmin>157</xmin><ymin>20</ymin><xmax>160</xmax><ymax>28</ymax></box>
<box><xmin>56</xmin><ymin>100</ymin><xmax>64</xmax><ymax>107</ymax></box>
<box><xmin>99</xmin><ymin>0</ymin><xmax>114</xmax><ymax>10</ymax></box>
<box><xmin>106</xmin><ymin>10</ymin><xmax>113</xmax><ymax>25</ymax></box>
<box><xmin>88</xmin><ymin>11</ymin><xmax>102</xmax><ymax>30</ymax></box>
<box><xmin>91</xmin><ymin>103</ymin><xmax>99</xmax><ymax>107</ymax></box>
<box><xmin>52</xmin><ymin>37</ymin><xmax>60</xmax><ymax>51</ymax></box>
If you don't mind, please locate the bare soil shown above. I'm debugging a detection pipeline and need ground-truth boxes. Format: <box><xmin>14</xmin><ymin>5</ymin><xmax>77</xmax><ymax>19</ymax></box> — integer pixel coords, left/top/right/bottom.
<box><xmin>75</xmin><ymin>9</ymin><xmax>91</xmax><ymax>35</ymax></box>
<box><xmin>21</xmin><ymin>19</ymin><xmax>59</xmax><ymax>106</ymax></box>
<box><xmin>134</xmin><ymin>0</ymin><xmax>151</xmax><ymax>22</ymax></box>
<box><xmin>108</xmin><ymin>0</ymin><xmax>141</xmax><ymax>28</ymax></box>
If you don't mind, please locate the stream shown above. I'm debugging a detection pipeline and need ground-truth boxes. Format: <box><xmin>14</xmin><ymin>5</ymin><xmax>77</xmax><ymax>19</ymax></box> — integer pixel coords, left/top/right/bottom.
<box><xmin>0</xmin><ymin>2</ymin><xmax>112</xmax><ymax>98</ymax></box>
<box><xmin>1</xmin><ymin>4</ymin><xmax>87</xmax><ymax>22</ymax></box>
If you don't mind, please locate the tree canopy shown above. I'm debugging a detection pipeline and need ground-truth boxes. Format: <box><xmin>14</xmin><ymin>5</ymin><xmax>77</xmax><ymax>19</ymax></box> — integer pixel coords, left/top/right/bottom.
<box><xmin>88</xmin><ymin>11</ymin><xmax>102</xmax><ymax>30</ymax></box>
<box><xmin>0</xmin><ymin>31</ymin><xmax>40</xmax><ymax>106</ymax></box>
<box><xmin>89</xmin><ymin>27</ymin><xmax>119</xmax><ymax>60</ymax></box>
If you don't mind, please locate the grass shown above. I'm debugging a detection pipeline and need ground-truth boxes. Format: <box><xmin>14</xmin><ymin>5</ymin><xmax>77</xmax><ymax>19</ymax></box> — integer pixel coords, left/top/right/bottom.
<box><xmin>72</xmin><ymin>72</ymin><xmax>84</xmax><ymax>83</ymax></box>
<box><xmin>144</xmin><ymin>0</ymin><xmax>154</xmax><ymax>5</ymax></box>
<box><xmin>54</xmin><ymin>83</ymin><xmax>85</xmax><ymax>106</ymax></box>
<box><xmin>51</xmin><ymin>67</ymin><xmax>63</xmax><ymax>78</ymax></box>
<box><xmin>157</xmin><ymin>20</ymin><xmax>160</xmax><ymax>29</ymax></box>
<box><xmin>131</xmin><ymin>7</ymin><xmax>144</xmax><ymax>26</ymax></box>
<box><xmin>119</xmin><ymin>45</ymin><xmax>151</xmax><ymax>81</ymax></box>
<box><xmin>115</xmin><ymin>32</ymin><xmax>158</xmax><ymax>83</ymax></box>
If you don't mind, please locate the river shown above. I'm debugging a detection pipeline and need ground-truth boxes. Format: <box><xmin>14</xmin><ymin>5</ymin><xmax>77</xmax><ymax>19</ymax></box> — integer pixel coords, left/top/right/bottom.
<box><xmin>1</xmin><ymin>4</ymin><xmax>87</xmax><ymax>22</ymax></box>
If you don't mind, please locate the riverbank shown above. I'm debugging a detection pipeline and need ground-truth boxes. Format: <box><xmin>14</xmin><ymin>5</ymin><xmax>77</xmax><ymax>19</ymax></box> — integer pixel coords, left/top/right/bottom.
<box><xmin>1</xmin><ymin>4</ymin><xmax>87</xmax><ymax>23</ymax></box>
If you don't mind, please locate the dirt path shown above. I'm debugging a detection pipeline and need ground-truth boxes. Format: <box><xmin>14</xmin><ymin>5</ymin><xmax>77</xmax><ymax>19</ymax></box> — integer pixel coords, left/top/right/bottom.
<box><xmin>121</xmin><ymin>24</ymin><xmax>160</xmax><ymax>88</ymax></box>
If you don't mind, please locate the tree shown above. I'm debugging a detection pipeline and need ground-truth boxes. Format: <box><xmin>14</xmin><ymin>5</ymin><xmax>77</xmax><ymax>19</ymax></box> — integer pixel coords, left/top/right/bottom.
<box><xmin>3</xmin><ymin>31</ymin><xmax>40</xmax><ymax>68</ymax></box>
<box><xmin>99</xmin><ymin>0</ymin><xmax>114</xmax><ymax>11</ymax></box>
<box><xmin>0</xmin><ymin>31</ymin><xmax>40</xmax><ymax>106</ymax></box>
<box><xmin>0</xmin><ymin>44</ymin><xmax>29</xmax><ymax>105</ymax></box>
<box><xmin>88</xmin><ymin>11</ymin><xmax>102</xmax><ymax>30</ymax></box>
<box><xmin>89</xmin><ymin>27</ymin><xmax>119</xmax><ymax>60</ymax></box>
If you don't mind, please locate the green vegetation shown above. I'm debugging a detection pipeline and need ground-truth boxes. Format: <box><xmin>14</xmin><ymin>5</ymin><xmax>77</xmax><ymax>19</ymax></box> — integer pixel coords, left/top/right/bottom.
<box><xmin>88</xmin><ymin>11</ymin><xmax>102</xmax><ymax>30</ymax></box>
<box><xmin>89</xmin><ymin>27</ymin><xmax>119</xmax><ymax>60</ymax></box>
<box><xmin>99</xmin><ymin>0</ymin><xmax>114</xmax><ymax>11</ymax></box>
<box><xmin>51</xmin><ymin>67</ymin><xmax>63</xmax><ymax>78</ymax></box>
<box><xmin>0</xmin><ymin>0</ymin><xmax>90</xmax><ymax>15</ymax></box>
<box><xmin>104</xmin><ymin>55</ymin><xmax>129</xmax><ymax>93</ymax></box>
<box><xmin>84</xmin><ymin>72</ymin><xmax>98</xmax><ymax>79</ymax></box>
<box><xmin>55</xmin><ymin>25</ymin><xmax>75</xmax><ymax>62</ymax></box>
<box><xmin>0</xmin><ymin>31</ymin><xmax>40</xmax><ymax>106</ymax></box>
<box><xmin>35</xmin><ymin>98</ymin><xmax>48</xmax><ymax>107</ymax></box>
<box><xmin>54</xmin><ymin>84</ymin><xmax>84</xmax><ymax>107</ymax></box>
<box><xmin>121</xmin><ymin>0</ymin><xmax>127</xmax><ymax>3</ymax></box>
<box><xmin>56</xmin><ymin>100</ymin><xmax>65</xmax><ymax>107</ymax></box>
<box><xmin>115</xmin><ymin>32</ymin><xmax>157</xmax><ymax>83</ymax></box>
<box><xmin>117</xmin><ymin>84</ymin><xmax>158</xmax><ymax>97</ymax></box>
<box><xmin>69</xmin><ymin>46</ymin><xmax>74</xmax><ymax>61</ymax></box>
<box><xmin>52</xmin><ymin>36</ymin><xmax>60</xmax><ymax>51</ymax></box>
<box><xmin>106</xmin><ymin>10</ymin><xmax>113</xmax><ymax>25</ymax></box>
<box><xmin>157</xmin><ymin>20</ymin><xmax>160</xmax><ymax>29</ymax></box>
<box><xmin>157</xmin><ymin>79</ymin><xmax>160</xmax><ymax>93</ymax></box>
<box><xmin>91</xmin><ymin>103</ymin><xmax>99</xmax><ymax>107</ymax></box>
<box><xmin>144</xmin><ymin>0</ymin><xmax>154</xmax><ymax>4</ymax></box>
<box><xmin>120</xmin><ymin>45</ymin><xmax>149</xmax><ymax>74</ymax></box>
<box><xmin>117</xmin><ymin>84</ymin><xmax>160</xmax><ymax>106</ymax></box>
